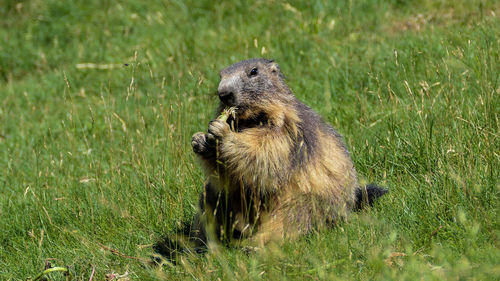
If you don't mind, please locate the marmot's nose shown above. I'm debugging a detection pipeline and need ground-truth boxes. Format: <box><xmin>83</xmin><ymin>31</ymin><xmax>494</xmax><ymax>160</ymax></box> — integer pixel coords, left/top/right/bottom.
<box><xmin>218</xmin><ymin>89</ymin><xmax>234</xmax><ymax>105</ymax></box>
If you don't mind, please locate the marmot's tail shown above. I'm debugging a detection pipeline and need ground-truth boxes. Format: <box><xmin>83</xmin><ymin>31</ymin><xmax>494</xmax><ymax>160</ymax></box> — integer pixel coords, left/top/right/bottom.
<box><xmin>354</xmin><ymin>184</ymin><xmax>388</xmax><ymax>210</ymax></box>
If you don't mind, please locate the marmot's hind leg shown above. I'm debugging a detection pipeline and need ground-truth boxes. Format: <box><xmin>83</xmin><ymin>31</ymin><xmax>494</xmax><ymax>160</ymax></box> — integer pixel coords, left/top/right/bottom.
<box><xmin>152</xmin><ymin>182</ymin><xmax>222</xmax><ymax>264</ymax></box>
<box><xmin>240</xmin><ymin>193</ymin><xmax>338</xmax><ymax>248</ymax></box>
<box><xmin>152</xmin><ymin>214</ymin><xmax>208</xmax><ymax>264</ymax></box>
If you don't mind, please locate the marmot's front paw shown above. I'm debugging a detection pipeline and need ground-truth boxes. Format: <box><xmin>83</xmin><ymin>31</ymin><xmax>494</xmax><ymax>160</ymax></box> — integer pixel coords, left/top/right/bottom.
<box><xmin>208</xmin><ymin>119</ymin><xmax>230</xmax><ymax>139</ymax></box>
<box><xmin>192</xmin><ymin>132</ymin><xmax>209</xmax><ymax>154</ymax></box>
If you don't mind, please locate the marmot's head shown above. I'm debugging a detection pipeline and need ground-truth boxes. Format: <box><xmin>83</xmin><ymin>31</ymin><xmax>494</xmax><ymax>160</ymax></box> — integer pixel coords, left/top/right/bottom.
<box><xmin>217</xmin><ymin>59</ymin><xmax>291</xmax><ymax>110</ymax></box>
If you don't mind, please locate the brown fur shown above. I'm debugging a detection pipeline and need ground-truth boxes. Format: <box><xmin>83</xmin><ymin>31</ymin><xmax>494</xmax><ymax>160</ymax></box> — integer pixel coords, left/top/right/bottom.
<box><xmin>190</xmin><ymin>58</ymin><xmax>359</xmax><ymax>247</ymax></box>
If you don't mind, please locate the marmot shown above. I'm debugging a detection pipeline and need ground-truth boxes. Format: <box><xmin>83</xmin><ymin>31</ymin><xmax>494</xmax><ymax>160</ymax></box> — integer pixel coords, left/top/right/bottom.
<box><xmin>154</xmin><ymin>58</ymin><xmax>387</xmax><ymax>260</ymax></box>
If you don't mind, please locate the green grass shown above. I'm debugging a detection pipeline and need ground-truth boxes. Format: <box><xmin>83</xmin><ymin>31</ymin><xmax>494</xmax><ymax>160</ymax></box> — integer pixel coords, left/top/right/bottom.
<box><xmin>1</xmin><ymin>0</ymin><xmax>499</xmax><ymax>280</ymax></box>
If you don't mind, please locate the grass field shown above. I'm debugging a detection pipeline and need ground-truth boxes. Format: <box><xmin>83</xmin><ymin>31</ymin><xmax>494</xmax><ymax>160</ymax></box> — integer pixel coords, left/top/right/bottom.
<box><xmin>1</xmin><ymin>0</ymin><xmax>499</xmax><ymax>280</ymax></box>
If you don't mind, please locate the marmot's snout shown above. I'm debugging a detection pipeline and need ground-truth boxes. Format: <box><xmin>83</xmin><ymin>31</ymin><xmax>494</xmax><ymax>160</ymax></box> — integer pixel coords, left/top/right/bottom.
<box><xmin>218</xmin><ymin>75</ymin><xmax>240</xmax><ymax>106</ymax></box>
<box><xmin>218</xmin><ymin>88</ymin><xmax>234</xmax><ymax>106</ymax></box>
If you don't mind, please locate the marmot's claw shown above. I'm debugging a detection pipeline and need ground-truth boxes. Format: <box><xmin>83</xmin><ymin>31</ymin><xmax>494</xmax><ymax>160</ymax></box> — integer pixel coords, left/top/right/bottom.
<box><xmin>206</xmin><ymin>133</ymin><xmax>216</xmax><ymax>145</ymax></box>
<box><xmin>208</xmin><ymin>119</ymin><xmax>230</xmax><ymax>139</ymax></box>
<box><xmin>192</xmin><ymin>132</ymin><xmax>208</xmax><ymax>154</ymax></box>
<box><xmin>242</xmin><ymin>246</ymin><xmax>260</xmax><ymax>255</ymax></box>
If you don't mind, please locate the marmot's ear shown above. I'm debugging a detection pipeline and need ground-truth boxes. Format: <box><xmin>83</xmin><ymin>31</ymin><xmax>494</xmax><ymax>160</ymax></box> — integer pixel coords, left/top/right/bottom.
<box><xmin>269</xmin><ymin>61</ymin><xmax>280</xmax><ymax>74</ymax></box>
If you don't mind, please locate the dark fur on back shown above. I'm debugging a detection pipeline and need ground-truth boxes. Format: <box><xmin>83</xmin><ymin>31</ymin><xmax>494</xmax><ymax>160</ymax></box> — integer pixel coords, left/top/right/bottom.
<box><xmin>290</xmin><ymin>102</ymin><xmax>320</xmax><ymax>169</ymax></box>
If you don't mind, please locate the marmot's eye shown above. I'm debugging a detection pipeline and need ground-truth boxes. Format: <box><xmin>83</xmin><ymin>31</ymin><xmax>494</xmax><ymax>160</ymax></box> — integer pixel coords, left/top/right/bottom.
<box><xmin>249</xmin><ymin>67</ymin><xmax>258</xmax><ymax>76</ymax></box>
